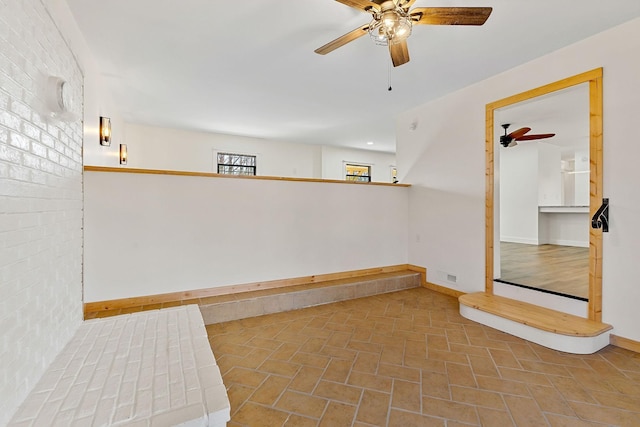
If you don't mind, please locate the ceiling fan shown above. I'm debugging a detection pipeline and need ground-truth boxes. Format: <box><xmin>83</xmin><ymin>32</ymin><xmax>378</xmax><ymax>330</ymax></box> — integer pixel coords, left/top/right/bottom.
<box><xmin>314</xmin><ymin>0</ymin><xmax>492</xmax><ymax>67</ymax></box>
<box><xmin>500</xmin><ymin>124</ymin><xmax>556</xmax><ymax>148</ymax></box>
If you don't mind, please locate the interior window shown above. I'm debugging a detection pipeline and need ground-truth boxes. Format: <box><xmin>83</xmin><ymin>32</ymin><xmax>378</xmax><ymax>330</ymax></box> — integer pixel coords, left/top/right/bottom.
<box><xmin>217</xmin><ymin>152</ymin><xmax>256</xmax><ymax>176</ymax></box>
<box><xmin>345</xmin><ymin>164</ymin><xmax>371</xmax><ymax>182</ymax></box>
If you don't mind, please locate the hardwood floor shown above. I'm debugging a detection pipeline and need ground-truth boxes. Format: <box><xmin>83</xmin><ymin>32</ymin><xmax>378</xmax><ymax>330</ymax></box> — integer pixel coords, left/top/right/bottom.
<box><xmin>499</xmin><ymin>242</ymin><xmax>589</xmax><ymax>299</ymax></box>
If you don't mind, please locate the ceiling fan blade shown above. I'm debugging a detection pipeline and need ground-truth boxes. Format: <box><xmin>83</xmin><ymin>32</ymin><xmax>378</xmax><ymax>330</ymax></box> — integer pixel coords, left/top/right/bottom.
<box><xmin>410</xmin><ymin>7</ymin><xmax>493</xmax><ymax>26</ymax></box>
<box><xmin>508</xmin><ymin>127</ymin><xmax>531</xmax><ymax>140</ymax></box>
<box><xmin>335</xmin><ymin>0</ymin><xmax>380</xmax><ymax>13</ymax></box>
<box><xmin>389</xmin><ymin>40</ymin><xmax>410</xmax><ymax>67</ymax></box>
<box><xmin>397</xmin><ymin>0</ymin><xmax>417</xmax><ymax>11</ymax></box>
<box><xmin>516</xmin><ymin>133</ymin><xmax>556</xmax><ymax>141</ymax></box>
<box><xmin>315</xmin><ymin>24</ymin><xmax>370</xmax><ymax>55</ymax></box>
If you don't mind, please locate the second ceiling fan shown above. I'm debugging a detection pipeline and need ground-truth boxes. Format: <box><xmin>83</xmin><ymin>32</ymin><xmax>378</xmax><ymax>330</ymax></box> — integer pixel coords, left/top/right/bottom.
<box><xmin>500</xmin><ymin>124</ymin><xmax>556</xmax><ymax>148</ymax></box>
<box><xmin>315</xmin><ymin>0</ymin><xmax>492</xmax><ymax>67</ymax></box>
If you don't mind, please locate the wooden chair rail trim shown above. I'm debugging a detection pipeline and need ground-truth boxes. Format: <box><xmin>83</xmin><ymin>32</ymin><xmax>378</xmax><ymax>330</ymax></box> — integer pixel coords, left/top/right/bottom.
<box><xmin>83</xmin><ymin>166</ymin><xmax>410</xmax><ymax>187</ymax></box>
<box><xmin>610</xmin><ymin>334</ymin><xmax>640</xmax><ymax>354</ymax></box>
<box><xmin>84</xmin><ymin>264</ymin><xmax>421</xmax><ymax>313</ymax></box>
<box><xmin>459</xmin><ymin>292</ymin><xmax>612</xmax><ymax>338</ymax></box>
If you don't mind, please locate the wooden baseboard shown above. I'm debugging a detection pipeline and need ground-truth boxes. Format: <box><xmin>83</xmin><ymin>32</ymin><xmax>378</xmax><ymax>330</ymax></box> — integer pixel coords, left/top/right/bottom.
<box><xmin>610</xmin><ymin>334</ymin><xmax>640</xmax><ymax>354</ymax></box>
<box><xmin>84</xmin><ymin>264</ymin><xmax>416</xmax><ymax>314</ymax></box>
<box><xmin>405</xmin><ymin>265</ymin><xmax>464</xmax><ymax>298</ymax></box>
<box><xmin>424</xmin><ymin>281</ymin><xmax>465</xmax><ymax>298</ymax></box>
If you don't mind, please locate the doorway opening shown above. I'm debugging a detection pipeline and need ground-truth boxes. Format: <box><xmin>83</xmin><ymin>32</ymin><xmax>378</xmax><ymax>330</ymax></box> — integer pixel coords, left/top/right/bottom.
<box><xmin>485</xmin><ymin>68</ymin><xmax>603</xmax><ymax>321</ymax></box>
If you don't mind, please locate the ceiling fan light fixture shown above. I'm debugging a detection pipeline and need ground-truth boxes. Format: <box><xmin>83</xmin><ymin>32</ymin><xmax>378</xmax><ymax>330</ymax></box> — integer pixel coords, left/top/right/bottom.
<box><xmin>368</xmin><ymin>9</ymin><xmax>412</xmax><ymax>46</ymax></box>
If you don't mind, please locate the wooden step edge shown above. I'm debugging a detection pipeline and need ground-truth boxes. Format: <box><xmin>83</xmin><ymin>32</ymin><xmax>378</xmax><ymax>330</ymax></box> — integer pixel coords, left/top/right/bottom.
<box><xmin>84</xmin><ymin>265</ymin><xmax>425</xmax><ymax>316</ymax></box>
<box><xmin>459</xmin><ymin>292</ymin><xmax>612</xmax><ymax>338</ymax></box>
<box><xmin>221</xmin><ymin>270</ymin><xmax>421</xmax><ymax>300</ymax></box>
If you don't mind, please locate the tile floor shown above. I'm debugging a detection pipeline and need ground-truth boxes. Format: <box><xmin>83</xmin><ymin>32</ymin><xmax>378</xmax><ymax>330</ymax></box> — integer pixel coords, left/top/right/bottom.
<box><xmin>206</xmin><ymin>287</ymin><xmax>640</xmax><ymax>427</ymax></box>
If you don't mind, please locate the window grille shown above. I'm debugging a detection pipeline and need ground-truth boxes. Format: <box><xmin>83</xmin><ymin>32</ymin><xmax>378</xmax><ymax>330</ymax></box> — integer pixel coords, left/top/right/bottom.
<box><xmin>217</xmin><ymin>152</ymin><xmax>256</xmax><ymax>176</ymax></box>
<box><xmin>345</xmin><ymin>164</ymin><xmax>371</xmax><ymax>182</ymax></box>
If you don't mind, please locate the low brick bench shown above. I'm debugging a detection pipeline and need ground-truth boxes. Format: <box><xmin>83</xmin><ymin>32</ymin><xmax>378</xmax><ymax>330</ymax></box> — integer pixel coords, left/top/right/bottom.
<box><xmin>9</xmin><ymin>305</ymin><xmax>230</xmax><ymax>426</ymax></box>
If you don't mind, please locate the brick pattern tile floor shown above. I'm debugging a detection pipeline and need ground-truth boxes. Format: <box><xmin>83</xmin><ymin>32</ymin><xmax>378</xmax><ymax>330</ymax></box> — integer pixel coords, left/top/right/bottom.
<box><xmin>205</xmin><ymin>288</ymin><xmax>640</xmax><ymax>427</ymax></box>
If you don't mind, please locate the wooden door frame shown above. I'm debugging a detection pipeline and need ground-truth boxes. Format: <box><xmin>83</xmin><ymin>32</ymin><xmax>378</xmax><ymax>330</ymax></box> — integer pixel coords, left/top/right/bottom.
<box><xmin>485</xmin><ymin>68</ymin><xmax>603</xmax><ymax>321</ymax></box>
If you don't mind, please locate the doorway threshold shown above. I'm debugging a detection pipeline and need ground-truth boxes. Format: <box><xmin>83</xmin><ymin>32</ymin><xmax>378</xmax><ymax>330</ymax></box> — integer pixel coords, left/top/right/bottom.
<box><xmin>459</xmin><ymin>292</ymin><xmax>612</xmax><ymax>354</ymax></box>
<box><xmin>494</xmin><ymin>279</ymin><xmax>588</xmax><ymax>302</ymax></box>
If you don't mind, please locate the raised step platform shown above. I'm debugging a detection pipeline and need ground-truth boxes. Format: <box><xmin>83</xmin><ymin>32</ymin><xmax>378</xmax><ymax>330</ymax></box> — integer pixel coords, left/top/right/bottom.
<box><xmin>9</xmin><ymin>306</ymin><xmax>230</xmax><ymax>426</ymax></box>
<box><xmin>199</xmin><ymin>271</ymin><xmax>421</xmax><ymax>324</ymax></box>
<box><xmin>459</xmin><ymin>292</ymin><xmax>613</xmax><ymax>354</ymax></box>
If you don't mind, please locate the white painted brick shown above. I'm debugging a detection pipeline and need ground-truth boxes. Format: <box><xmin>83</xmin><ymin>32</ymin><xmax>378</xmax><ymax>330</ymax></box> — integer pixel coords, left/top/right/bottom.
<box><xmin>69</xmin><ymin>417</ymin><xmax>93</xmax><ymax>427</ymax></box>
<box><xmin>137</xmin><ymin>366</ymin><xmax>154</xmax><ymax>390</ymax></box>
<box><xmin>204</xmin><ymin>384</ymin><xmax>231</xmax><ymax>420</ymax></box>
<box><xmin>32</xmin><ymin>398</ymin><xmax>64</xmax><ymax>425</ymax></box>
<box><xmin>0</xmin><ymin>89</ymin><xmax>9</xmax><ymax>109</ymax></box>
<box><xmin>8</xmin><ymin>163</ymin><xmax>31</xmax><ymax>181</ymax></box>
<box><xmin>1</xmin><ymin>5</ymin><xmax>83</xmax><ymax>411</ymax></box>
<box><xmin>52</xmin><ymin>409</ymin><xmax>75</xmax><ymax>426</ymax></box>
<box><xmin>30</xmin><ymin>140</ymin><xmax>46</xmax><ymax>158</ymax></box>
<box><xmin>135</xmin><ymin>388</ymin><xmax>153</xmax><ymax>418</ymax></box>
<box><xmin>0</xmin><ymin>110</ymin><xmax>21</xmax><ymax>131</ymax></box>
<box><xmin>152</xmin><ymin>394</ymin><xmax>170</xmax><ymax>414</ymax></box>
<box><xmin>119</xmin><ymin>379</ymin><xmax>137</xmax><ymax>404</ymax></box>
<box><xmin>9</xmin><ymin>306</ymin><xmax>230</xmax><ymax>426</ymax></box>
<box><xmin>89</xmin><ymin>369</ymin><xmax>109</xmax><ymax>390</ymax></box>
<box><xmin>60</xmin><ymin>382</ymin><xmax>87</xmax><ymax>410</ymax></box>
<box><xmin>114</xmin><ymin>404</ymin><xmax>135</xmax><ymax>424</ymax></box>
<box><xmin>92</xmin><ymin>397</ymin><xmax>116</xmax><ymax>424</ymax></box>
<box><xmin>21</xmin><ymin>152</ymin><xmax>39</xmax><ymax>170</ymax></box>
<box><xmin>8</xmin><ymin>130</ymin><xmax>29</xmax><ymax>150</ymax></box>
<box><xmin>9</xmin><ymin>99</ymin><xmax>30</xmax><ymax>120</ymax></box>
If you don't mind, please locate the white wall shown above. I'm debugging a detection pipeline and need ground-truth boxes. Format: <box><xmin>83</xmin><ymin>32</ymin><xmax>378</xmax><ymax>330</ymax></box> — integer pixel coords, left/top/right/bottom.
<box><xmin>539</xmin><ymin>212</ymin><xmax>589</xmax><ymax>247</ymax></box>
<box><xmin>537</xmin><ymin>144</ymin><xmax>562</xmax><ymax>207</ymax></box>
<box><xmin>89</xmin><ymin>123</ymin><xmax>396</xmax><ymax>183</ymax></box>
<box><xmin>84</xmin><ymin>171</ymin><xmax>409</xmax><ymax>302</ymax></box>
<box><xmin>397</xmin><ymin>17</ymin><xmax>640</xmax><ymax>342</ymax></box>
<box><xmin>122</xmin><ymin>123</ymin><xmax>323</xmax><ymax>178</ymax></box>
<box><xmin>44</xmin><ymin>0</ymin><xmax>124</xmax><ymax>168</ymax></box>
<box><xmin>574</xmin><ymin>150</ymin><xmax>590</xmax><ymax>206</ymax></box>
<box><xmin>0</xmin><ymin>0</ymin><xmax>84</xmax><ymax>423</ymax></box>
<box><xmin>500</xmin><ymin>143</ymin><xmax>540</xmax><ymax>244</ymax></box>
<box><xmin>321</xmin><ymin>145</ymin><xmax>397</xmax><ymax>183</ymax></box>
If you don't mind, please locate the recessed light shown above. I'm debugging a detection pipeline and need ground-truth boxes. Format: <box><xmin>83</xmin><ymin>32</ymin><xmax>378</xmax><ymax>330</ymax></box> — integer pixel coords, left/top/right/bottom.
<box><xmin>366</xmin><ymin>141</ymin><xmax>374</xmax><ymax>145</ymax></box>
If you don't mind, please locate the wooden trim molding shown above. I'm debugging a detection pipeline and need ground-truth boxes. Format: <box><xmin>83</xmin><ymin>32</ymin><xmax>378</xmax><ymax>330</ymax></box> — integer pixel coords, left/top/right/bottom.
<box><xmin>407</xmin><ymin>264</ymin><xmax>465</xmax><ymax>298</ymax></box>
<box><xmin>407</xmin><ymin>264</ymin><xmax>427</xmax><ymax>286</ymax></box>
<box><xmin>485</xmin><ymin>68</ymin><xmax>604</xmax><ymax>321</ymax></box>
<box><xmin>610</xmin><ymin>334</ymin><xmax>640</xmax><ymax>354</ymax></box>
<box><xmin>460</xmin><ymin>292</ymin><xmax>611</xmax><ymax>338</ymax></box>
<box><xmin>83</xmin><ymin>166</ymin><xmax>410</xmax><ymax>187</ymax></box>
<box><xmin>84</xmin><ymin>264</ymin><xmax>466</xmax><ymax>316</ymax></box>
<box><xmin>424</xmin><ymin>282</ymin><xmax>465</xmax><ymax>299</ymax></box>
<box><xmin>84</xmin><ymin>264</ymin><xmax>415</xmax><ymax>313</ymax></box>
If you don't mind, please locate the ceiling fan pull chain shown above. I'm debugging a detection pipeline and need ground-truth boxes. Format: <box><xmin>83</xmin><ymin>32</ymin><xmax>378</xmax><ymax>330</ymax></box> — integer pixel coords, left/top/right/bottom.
<box><xmin>388</xmin><ymin>60</ymin><xmax>392</xmax><ymax>91</ymax></box>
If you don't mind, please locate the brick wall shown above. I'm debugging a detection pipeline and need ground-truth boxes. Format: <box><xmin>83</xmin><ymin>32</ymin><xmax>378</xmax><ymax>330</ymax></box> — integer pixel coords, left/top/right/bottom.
<box><xmin>0</xmin><ymin>0</ymin><xmax>84</xmax><ymax>423</ymax></box>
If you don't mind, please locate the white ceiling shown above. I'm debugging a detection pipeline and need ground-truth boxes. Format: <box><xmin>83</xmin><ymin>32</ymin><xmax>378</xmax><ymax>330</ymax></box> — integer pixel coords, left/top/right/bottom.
<box><xmin>66</xmin><ymin>0</ymin><xmax>640</xmax><ymax>153</ymax></box>
<box><xmin>496</xmin><ymin>84</ymin><xmax>590</xmax><ymax>157</ymax></box>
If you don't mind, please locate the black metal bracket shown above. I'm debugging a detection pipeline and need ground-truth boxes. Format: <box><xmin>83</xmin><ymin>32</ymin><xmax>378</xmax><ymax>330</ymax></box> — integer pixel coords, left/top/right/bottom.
<box><xmin>591</xmin><ymin>198</ymin><xmax>609</xmax><ymax>232</ymax></box>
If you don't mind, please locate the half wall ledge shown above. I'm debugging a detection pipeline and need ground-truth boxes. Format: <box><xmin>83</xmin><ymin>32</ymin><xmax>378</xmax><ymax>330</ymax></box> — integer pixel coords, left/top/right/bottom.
<box><xmin>459</xmin><ymin>292</ymin><xmax>612</xmax><ymax>354</ymax></box>
<box><xmin>83</xmin><ymin>165</ymin><xmax>411</xmax><ymax>187</ymax></box>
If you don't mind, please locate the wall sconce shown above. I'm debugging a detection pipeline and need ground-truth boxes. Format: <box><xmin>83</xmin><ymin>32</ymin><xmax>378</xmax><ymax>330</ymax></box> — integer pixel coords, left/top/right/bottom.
<box><xmin>119</xmin><ymin>144</ymin><xmax>127</xmax><ymax>165</ymax></box>
<box><xmin>99</xmin><ymin>116</ymin><xmax>111</xmax><ymax>146</ymax></box>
